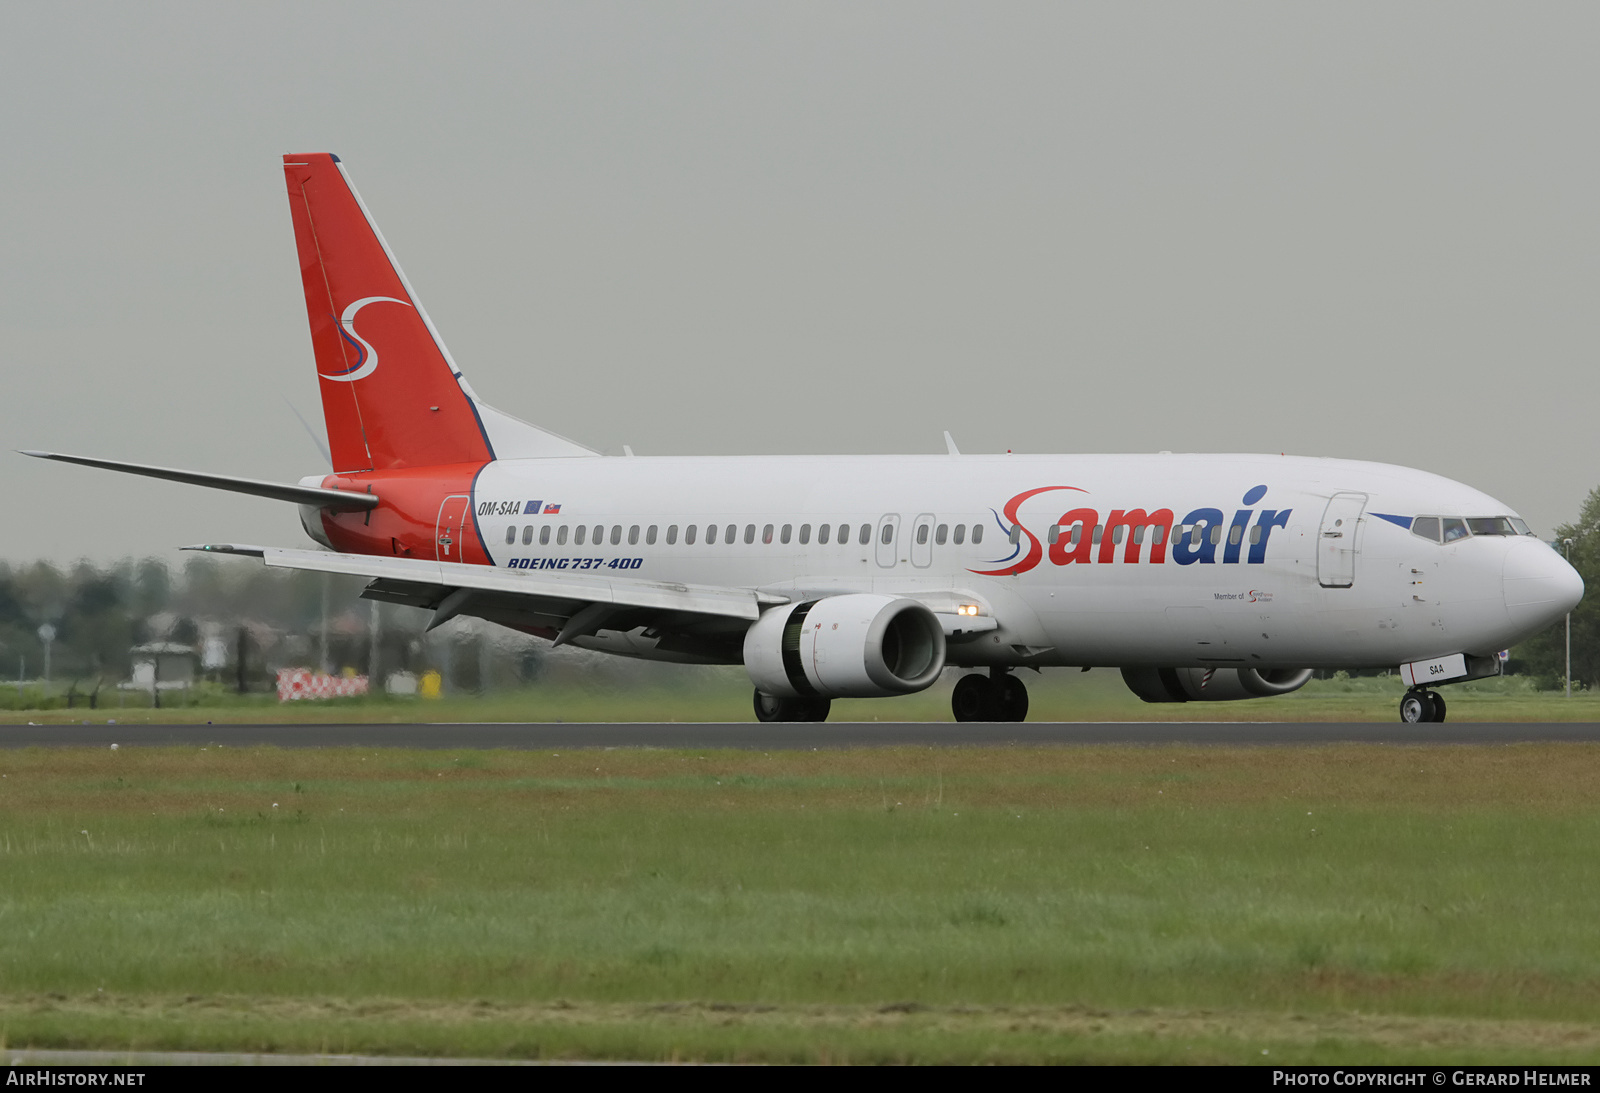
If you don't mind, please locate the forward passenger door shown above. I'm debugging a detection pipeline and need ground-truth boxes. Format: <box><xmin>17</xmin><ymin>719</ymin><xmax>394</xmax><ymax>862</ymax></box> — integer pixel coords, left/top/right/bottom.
<box><xmin>1317</xmin><ymin>492</ymin><xmax>1368</xmax><ymax>588</ymax></box>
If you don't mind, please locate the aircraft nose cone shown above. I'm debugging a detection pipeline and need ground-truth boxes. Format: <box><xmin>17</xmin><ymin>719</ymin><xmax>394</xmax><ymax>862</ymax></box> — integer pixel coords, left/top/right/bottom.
<box><xmin>1503</xmin><ymin>539</ymin><xmax>1584</xmax><ymax>636</ymax></box>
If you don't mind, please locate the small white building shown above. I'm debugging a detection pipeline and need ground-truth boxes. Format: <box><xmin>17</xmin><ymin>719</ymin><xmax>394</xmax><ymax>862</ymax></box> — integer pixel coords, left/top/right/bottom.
<box><xmin>124</xmin><ymin>643</ymin><xmax>197</xmax><ymax>692</ymax></box>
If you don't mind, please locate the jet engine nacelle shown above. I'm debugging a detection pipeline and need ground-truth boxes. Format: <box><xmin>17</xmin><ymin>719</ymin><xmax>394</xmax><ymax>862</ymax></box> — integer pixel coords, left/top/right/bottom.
<box><xmin>744</xmin><ymin>594</ymin><xmax>947</xmax><ymax>699</ymax></box>
<box><xmin>1120</xmin><ymin>666</ymin><xmax>1315</xmax><ymax>703</ymax></box>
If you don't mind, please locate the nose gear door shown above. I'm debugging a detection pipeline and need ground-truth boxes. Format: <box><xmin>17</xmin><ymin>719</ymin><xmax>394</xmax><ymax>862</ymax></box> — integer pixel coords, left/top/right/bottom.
<box><xmin>1317</xmin><ymin>492</ymin><xmax>1368</xmax><ymax>588</ymax></box>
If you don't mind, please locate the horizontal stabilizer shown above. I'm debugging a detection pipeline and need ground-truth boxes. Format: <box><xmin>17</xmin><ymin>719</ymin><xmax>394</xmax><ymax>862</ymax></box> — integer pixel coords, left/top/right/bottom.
<box><xmin>20</xmin><ymin>452</ymin><xmax>378</xmax><ymax>510</ymax></box>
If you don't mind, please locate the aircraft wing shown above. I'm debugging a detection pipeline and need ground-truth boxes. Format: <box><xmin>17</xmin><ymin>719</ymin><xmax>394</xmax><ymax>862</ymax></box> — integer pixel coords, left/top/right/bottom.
<box><xmin>186</xmin><ymin>544</ymin><xmax>787</xmax><ymax>653</ymax></box>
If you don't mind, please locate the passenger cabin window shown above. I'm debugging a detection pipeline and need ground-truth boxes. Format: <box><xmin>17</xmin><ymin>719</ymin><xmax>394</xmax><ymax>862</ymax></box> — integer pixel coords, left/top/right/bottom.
<box><xmin>1248</xmin><ymin>525</ymin><xmax>1260</xmax><ymax>544</ymax></box>
<box><xmin>684</xmin><ymin>524</ymin><xmax>696</xmax><ymax>545</ymax></box>
<box><xmin>799</xmin><ymin>524</ymin><xmax>811</xmax><ymax>545</ymax></box>
<box><xmin>707</xmin><ymin>525</ymin><xmax>718</xmax><ymax>545</ymax></box>
<box><xmin>557</xmin><ymin>526</ymin><xmax>569</xmax><ymax>546</ymax></box>
<box><xmin>971</xmin><ymin>524</ymin><xmax>983</xmax><ymax>545</ymax></box>
<box><xmin>1442</xmin><ymin>518</ymin><xmax>1469</xmax><ymax>543</ymax></box>
<box><xmin>1411</xmin><ymin>516</ymin><xmax>1441</xmax><ymax>543</ymax></box>
<box><xmin>628</xmin><ymin>525</ymin><xmax>640</xmax><ymax>545</ymax></box>
<box><xmin>763</xmin><ymin>524</ymin><xmax>774</xmax><ymax>545</ymax></box>
<box><xmin>780</xmin><ymin>524</ymin><xmax>790</xmax><ymax>544</ymax></box>
<box><xmin>666</xmin><ymin>524</ymin><xmax>678</xmax><ymax>545</ymax></box>
<box><xmin>523</xmin><ymin>525</ymin><xmax>534</xmax><ymax>546</ymax></box>
<box><xmin>611</xmin><ymin>526</ymin><xmax>623</xmax><ymax>545</ymax></box>
<box><xmin>574</xmin><ymin>525</ymin><xmax>587</xmax><ymax>546</ymax></box>
<box><xmin>936</xmin><ymin>524</ymin><xmax>948</xmax><ymax>545</ymax></box>
<box><xmin>859</xmin><ymin>525</ymin><xmax>872</xmax><ymax>546</ymax></box>
<box><xmin>1008</xmin><ymin>525</ymin><xmax>1023</xmax><ymax>546</ymax></box>
<box><xmin>882</xmin><ymin>524</ymin><xmax>895</xmax><ymax>546</ymax></box>
<box><xmin>745</xmin><ymin>524</ymin><xmax>756</xmax><ymax>544</ymax></box>
<box><xmin>953</xmin><ymin>524</ymin><xmax>965</xmax><ymax>545</ymax></box>
<box><xmin>1228</xmin><ymin>525</ymin><xmax>1243</xmax><ymax>546</ymax></box>
<box><xmin>916</xmin><ymin>525</ymin><xmax>929</xmax><ymax>545</ymax></box>
<box><xmin>504</xmin><ymin>526</ymin><xmax>516</xmax><ymax>545</ymax></box>
<box><xmin>819</xmin><ymin>524</ymin><xmax>831</xmax><ymax>545</ymax></box>
<box><xmin>540</xmin><ymin>526</ymin><xmax>551</xmax><ymax>546</ymax></box>
<box><xmin>1210</xmin><ymin>525</ymin><xmax>1223</xmax><ymax>546</ymax></box>
<box><xmin>645</xmin><ymin>525</ymin><xmax>657</xmax><ymax>545</ymax></box>
<box><xmin>592</xmin><ymin>525</ymin><xmax>603</xmax><ymax>545</ymax></box>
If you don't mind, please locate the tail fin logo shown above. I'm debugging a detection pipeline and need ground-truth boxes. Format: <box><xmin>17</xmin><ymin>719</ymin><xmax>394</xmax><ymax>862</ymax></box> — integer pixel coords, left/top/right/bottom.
<box><xmin>321</xmin><ymin>296</ymin><xmax>413</xmax><ymax>383</ymax></box>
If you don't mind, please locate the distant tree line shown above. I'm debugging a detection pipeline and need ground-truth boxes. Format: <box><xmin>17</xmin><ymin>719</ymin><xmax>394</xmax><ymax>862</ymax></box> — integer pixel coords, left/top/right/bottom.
<box><xmin>0</xmin><ymin>555</ymin><xmax>358</xmax><ymax>688</ymax></box>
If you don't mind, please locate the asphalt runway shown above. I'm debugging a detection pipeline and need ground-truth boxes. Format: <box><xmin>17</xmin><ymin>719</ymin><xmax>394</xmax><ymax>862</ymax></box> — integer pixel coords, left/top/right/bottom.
<box><xmin>1</xmin><ymin>721</ymin><xmax>1599</xmax><ymax>749</ymax></box>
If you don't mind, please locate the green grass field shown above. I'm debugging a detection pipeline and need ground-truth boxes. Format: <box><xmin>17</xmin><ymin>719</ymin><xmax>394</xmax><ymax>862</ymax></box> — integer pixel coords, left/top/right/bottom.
<box><xmin>1</xmin><ymin>742</ymin><xmax>1597</xmax><ymax>1063</ymax></box>
<box><xmin>6</xmin><ymin>668</ymin><xmax>1598</xmax><ymax>725</ymax></box>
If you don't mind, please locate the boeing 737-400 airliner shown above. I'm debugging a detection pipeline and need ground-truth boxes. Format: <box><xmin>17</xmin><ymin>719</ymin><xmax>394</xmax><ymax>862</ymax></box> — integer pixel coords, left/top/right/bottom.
<box><xmin>23</xmin><ymin>154</ymin><xmax>1585</xmax><ymax>723</ymax></box>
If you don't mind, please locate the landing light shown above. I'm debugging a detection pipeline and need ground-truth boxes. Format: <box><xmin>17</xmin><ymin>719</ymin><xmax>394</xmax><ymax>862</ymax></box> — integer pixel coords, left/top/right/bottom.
<box><xmin>956</xmin><ymin>604</ymin><xmax>981</xmax><ymax>617</ymax></box>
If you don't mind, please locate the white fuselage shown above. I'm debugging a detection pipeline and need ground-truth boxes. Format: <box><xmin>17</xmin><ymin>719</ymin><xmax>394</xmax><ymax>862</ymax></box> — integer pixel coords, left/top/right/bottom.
<box><xmin>462</xmin><ymin>451</ymin><xmax>1580</xmax><ymax>670</ymax></box>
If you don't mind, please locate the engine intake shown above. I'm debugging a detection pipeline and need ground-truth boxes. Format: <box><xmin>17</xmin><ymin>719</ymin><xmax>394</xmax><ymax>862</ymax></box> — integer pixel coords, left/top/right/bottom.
<box><xmin>745</xmin><ymin>594</ymin><xmax>947</xmax><ymax>699</ymax></box>
<box><xmin>1120</xmin><ymin>666</ymin><xmax>1314</xmax><ymax>703</ymax></box>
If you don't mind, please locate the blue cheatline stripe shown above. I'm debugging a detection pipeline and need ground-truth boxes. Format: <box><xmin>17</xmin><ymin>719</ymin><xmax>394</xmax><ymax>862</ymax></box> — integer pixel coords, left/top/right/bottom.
<box><xmin>1372</xmin><ymin>513</ymin><xmax>1414</xmax><ymax>530</ymax></box>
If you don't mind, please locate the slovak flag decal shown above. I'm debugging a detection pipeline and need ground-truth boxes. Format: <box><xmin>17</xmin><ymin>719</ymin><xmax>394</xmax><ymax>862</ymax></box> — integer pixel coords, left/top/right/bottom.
<box><xmin>543</xmin><ymin>503</ymin><xmax>561</xmax><ymax>514</ymax></box>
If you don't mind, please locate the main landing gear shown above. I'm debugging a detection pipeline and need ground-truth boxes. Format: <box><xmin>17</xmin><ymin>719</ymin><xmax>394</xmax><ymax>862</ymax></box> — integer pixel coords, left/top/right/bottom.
<box><xmin>753</xmin><ymin>691</ymin><xmax>832</xmax><ymax>723</ymax></box>
<box><xmin>951</xmin><ymin>669</ymin><xmax>1030</xmax><ymax>723</ymax></box>
<box><xmin>1400</xmin><ymin>688</ymin><xmax>1448</xmax><ymax>723</ymax></box>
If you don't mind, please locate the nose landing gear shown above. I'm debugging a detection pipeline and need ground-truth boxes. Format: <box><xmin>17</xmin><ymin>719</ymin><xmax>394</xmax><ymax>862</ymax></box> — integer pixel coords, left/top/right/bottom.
<box><xmin>1400</xmin><ymin>688</ymin><xmax>1447</xmax><ymax>723</ymax></box>
<box><xmin>951</xmin><ymin>669</ymin><xmax>1030</xmax><ymax>722</ymax></box>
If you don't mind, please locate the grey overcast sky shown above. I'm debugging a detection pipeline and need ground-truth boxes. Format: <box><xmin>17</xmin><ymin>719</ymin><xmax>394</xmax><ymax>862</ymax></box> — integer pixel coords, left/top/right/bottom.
<box><xmin>2</xmin><ymin>2</ymin><xmax>1595</xmax><ymax>563</ymax></box>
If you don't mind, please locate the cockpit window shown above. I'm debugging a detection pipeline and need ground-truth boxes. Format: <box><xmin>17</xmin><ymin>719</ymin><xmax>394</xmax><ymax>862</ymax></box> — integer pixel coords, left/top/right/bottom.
<box><xmin>1412</xmin><ymin>514</ymin><xmax>1532</xmax><ymax>545</ymax></box>
<box><xmin>1466</xmin><ymin>517</ymin><xmax>1517</xmax><ymax>536</ymax></box>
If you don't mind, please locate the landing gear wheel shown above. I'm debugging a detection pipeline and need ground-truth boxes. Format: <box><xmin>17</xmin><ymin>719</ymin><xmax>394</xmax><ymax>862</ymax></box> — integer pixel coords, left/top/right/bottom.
<box><xmin>1400</xmin><ymin>689</ymin><xmax>1440</xmax><ymax>724</ymax></box>
<box><xmin>754</xmin><ymin>691</ymin><xmax>831</xmax><ymax>722</ymax></box>
<box><xmin>798</xmin><ymin>697</ymin><xmax>832</xmax><ymax>722</ymax></box>
<box><xmin>951</xmin><ymin>674</ymin><xmax>997</xmax><ymax>722</ymax></box>
<box><xmin>754</xmin><ymin>691</ymin><xmax>789</xmax><ymax>723</ymax></box>
<box><xmin>1428</xmin><ymin>693</ymin><xmax>1446</xmax><ymax>723</ymax></box>
<box><xmin>998</xmin><ymin>674</ymin><xmax>1030</xmax><ymax>723</ymax></box>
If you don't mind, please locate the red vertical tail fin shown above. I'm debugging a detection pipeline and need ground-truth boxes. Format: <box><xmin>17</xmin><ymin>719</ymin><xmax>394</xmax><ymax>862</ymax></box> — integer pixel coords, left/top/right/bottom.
<box><xmin>283</xmin><ymin>153</ymin><xmax>594</xmax><ymax>472</ymax></box>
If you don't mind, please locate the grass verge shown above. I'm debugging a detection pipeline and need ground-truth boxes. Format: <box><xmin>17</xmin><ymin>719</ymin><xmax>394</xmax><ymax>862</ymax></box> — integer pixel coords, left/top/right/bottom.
<box><xmin>0</xmin><ymin>743</ymin><xmax>1596</xmax><ymax>1062</ymax></box>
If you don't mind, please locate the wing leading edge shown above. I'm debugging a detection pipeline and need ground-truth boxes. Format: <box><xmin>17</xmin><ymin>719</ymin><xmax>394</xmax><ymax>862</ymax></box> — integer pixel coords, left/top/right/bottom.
<box><xmin>186</xmin><ymin>544</ymin><xmax>789</xmax><ymax>656</ymax></box>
